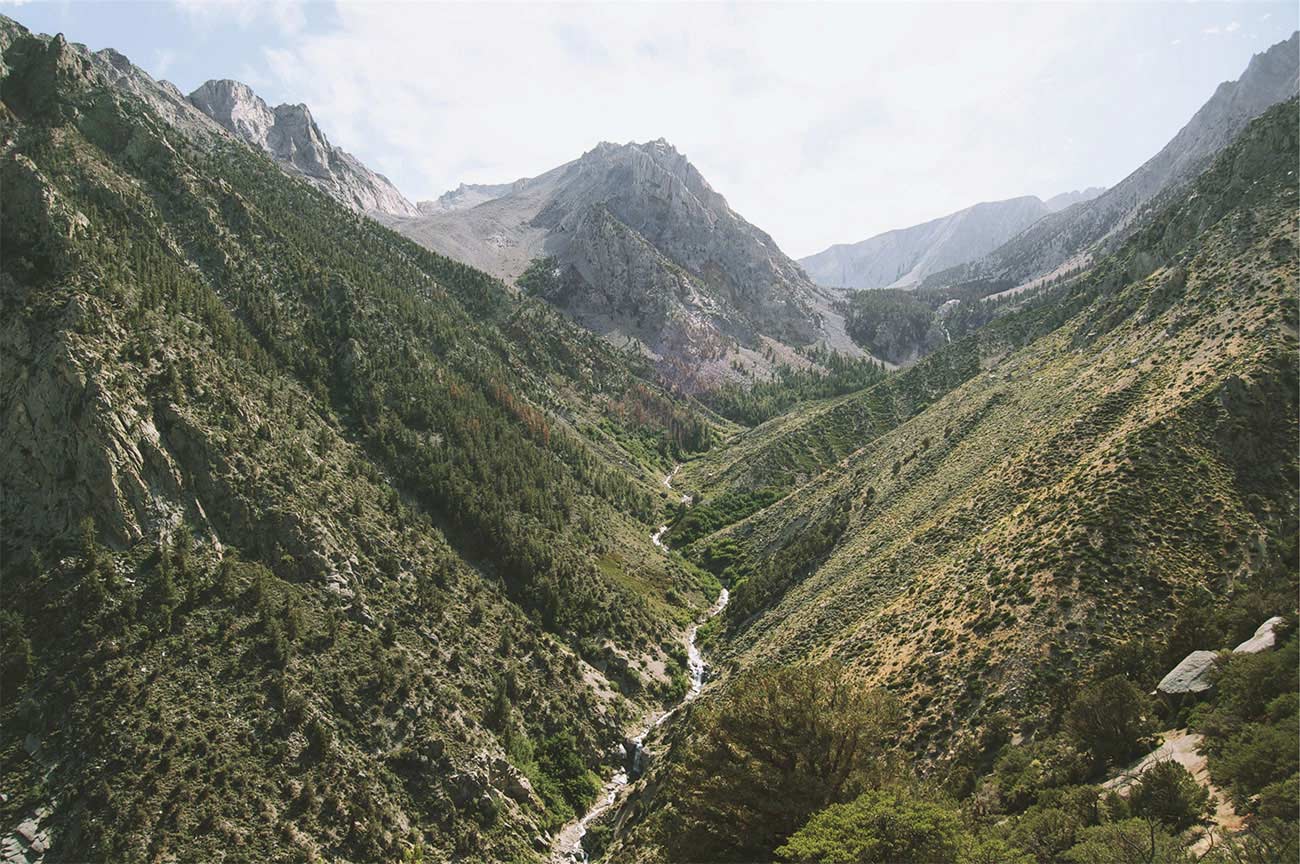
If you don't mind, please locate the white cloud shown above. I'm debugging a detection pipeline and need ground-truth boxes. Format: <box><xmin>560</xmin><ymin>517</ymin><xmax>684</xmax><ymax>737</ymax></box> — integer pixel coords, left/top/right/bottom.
<box><xmin>256</xmin><ymin>1</ymin><xmax>1104</xmax><ymax>256</ymax></box>
<box><xmin>1226</xmin><ymin>21</ymin><xmax>1241</xmax><ymax>33</ymax></box>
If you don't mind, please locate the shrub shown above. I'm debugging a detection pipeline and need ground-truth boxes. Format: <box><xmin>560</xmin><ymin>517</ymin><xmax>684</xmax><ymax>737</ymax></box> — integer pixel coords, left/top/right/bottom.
<box><xmin>659</xmin><ymin>661</ymin><xmax>901</xmax><ymax>862</ymax></box>
<box><xmin>1064</xmin><ymin>675</ymin><xmax>1156</xmax><ymax>771</ymax></box>
<box><xmin>1127</xmin><ymin>761</ymin><xmax>1210</xmax><ymax>831</ymax></box>
<box><xmin>777</xmin><ymin>787</ymin><xmax>964</xmax><ymax>863</ymax></box>
<box><xmin>1061</xmin><ymin>819</ymin><xmax>1190</xmax><ymax>864</ymax></box>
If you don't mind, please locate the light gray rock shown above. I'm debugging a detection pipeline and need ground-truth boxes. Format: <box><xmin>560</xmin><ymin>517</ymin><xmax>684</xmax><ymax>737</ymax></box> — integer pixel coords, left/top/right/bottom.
<box><xmin>1044</xmin><ymin>187</ymin><xmax>1105</xmax><ymax>213</ymax></box>
<box><xmin>491</xmin><ymin>757</ymin><xmax>537</xmax><ymax>805</ymax></box>
<box><xmin>188</xmin><ymin>79</ymin><xmax>418</xmax><ymax>217</ymax></box>
<box><xmin>418</xmin><ymin>181</ymin><xmax>520</xmax><ymax>214</ymax></box>
<box><xmin>1157</xmin><ymin>650</ymin><xmax>1220</xmax><ymax>695</ymax></box>
<box><xmin>1233</xmin><ymin>616</ymin><xmax>1286</xmax><ymax>654</ymax></box>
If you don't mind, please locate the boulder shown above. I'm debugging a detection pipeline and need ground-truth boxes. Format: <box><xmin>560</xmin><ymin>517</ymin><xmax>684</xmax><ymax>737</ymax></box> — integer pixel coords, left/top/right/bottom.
<box><xmin>1232</xmin><ymin>616</ymin><xmax>1285</xmax><ymax>654</ymax></box>
<box><xmin>490</xmin><ymin>757</ymin><xmax>537</xmax><ymax>805</ymax></box>
<box><xmin>1157</xmin><ymin>650</ymin><xmax>1219</xmax><ymax>695</ymax></box>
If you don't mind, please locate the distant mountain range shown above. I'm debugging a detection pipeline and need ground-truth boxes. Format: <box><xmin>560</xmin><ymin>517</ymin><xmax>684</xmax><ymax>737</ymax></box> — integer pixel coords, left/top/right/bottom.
<box><xmin>171</xmin><ymin>31</ymin><xmax>1297</xmax><ymax>380</ymax></box>
<box><xmin>1044</xmin><ymin>187</ymin><xmax>1106</xmax><ymax>212</ymax></box>
<box><xmin>798</xmin><ymin>192</ymin><xmax>1100</xmax><ymax>291</ymax></box>
<box><xmin>920</xmin><ymin>31</ymin><xmax>1299</xmax><ymax>293</ymax></box>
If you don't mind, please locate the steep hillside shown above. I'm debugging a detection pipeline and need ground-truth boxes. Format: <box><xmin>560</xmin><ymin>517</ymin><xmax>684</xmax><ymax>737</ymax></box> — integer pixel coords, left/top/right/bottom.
<box><xmin>188</xmin><ymin>78</ymin><xmax>419</xmax><ymax>217</ymax></box>
<box><xmin>799</xmin><ymin>195</ymin><xmax>1052</xmax><ymax>290</ymax></box>
<box><xmin>924</xmin><ymin>31</ymin><xmax>1298</xmax><ymax>295</ymax></box>
<box><xmin>0</xmin><ymin>20</ymin><xmax>727</xmax><ymax>863</ymax></box>
<box><xmin>606</xmin><ymin>98</ymin><xmax>1299</xmax><ymax>861</ymax></box>
<box><xmin>379</xmin><ymin>139</ymin><xmax>860</xmax><ymax>390</ymax></box>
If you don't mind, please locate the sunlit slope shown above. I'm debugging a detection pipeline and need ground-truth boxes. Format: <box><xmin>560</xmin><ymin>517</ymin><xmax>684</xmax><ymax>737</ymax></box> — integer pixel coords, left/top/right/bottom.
<box><xmin>707</xmin><ymin>99</ymin><xmax>1299</xmax><ymax>759</ymax></box>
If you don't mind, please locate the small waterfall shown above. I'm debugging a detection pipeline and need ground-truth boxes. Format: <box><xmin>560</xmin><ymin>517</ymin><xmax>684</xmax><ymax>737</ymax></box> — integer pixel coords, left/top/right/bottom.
<box><xmin>555</xmin><ymin>586</ymin><xmax>729</xmax><ymax>862</ymax></box>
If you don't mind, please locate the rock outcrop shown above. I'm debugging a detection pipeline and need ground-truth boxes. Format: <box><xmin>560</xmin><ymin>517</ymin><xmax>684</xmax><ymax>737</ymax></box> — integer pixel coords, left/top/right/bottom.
<box><xmin>1232</xmin><ymin>616</ymin><xmax>1286</xmax><ymax>654</ymax></box>
<box><xmin>188</xmin><ymin>79</ymin><xmax>418</xmax><ymax>217</ymax></box>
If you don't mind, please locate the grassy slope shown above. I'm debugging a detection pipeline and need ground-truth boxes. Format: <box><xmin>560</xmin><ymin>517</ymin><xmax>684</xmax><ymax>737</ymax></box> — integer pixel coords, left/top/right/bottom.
<box><xmin>709</xmin><ymin>99</ymin><xmax>1299</xmax><ymax>759</ymax></box>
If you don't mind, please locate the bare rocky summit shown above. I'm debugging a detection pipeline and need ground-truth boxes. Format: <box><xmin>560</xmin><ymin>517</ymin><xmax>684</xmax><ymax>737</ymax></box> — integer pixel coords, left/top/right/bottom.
<box><xmin>382</xmin><ymin>139</ymin><xmax>859</xmax><ymax>388</ymax></box>
<box><xmin>1043</xmin><ymin>186</ymin><xmax>1105</xmax><ymax>212</ymax></box>
<box><xmin>188</xmin><ymin>79</ymin><xmax>418</xmax><ymax>217</ymax></box>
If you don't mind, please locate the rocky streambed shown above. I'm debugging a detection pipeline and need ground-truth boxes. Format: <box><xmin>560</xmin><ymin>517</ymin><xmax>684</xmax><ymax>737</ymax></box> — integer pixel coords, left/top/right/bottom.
<box><xmin>552</xmin><ymin>586</ymin><xmax>730</xmax><ymax>862</ymax></box>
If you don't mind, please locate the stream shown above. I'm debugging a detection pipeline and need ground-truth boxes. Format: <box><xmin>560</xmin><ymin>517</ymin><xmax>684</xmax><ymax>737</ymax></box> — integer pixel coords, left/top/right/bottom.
<box><xmin>552</xmin><ymin>583</ymin><xmax>729</xmax><ymax>861</ymax></box>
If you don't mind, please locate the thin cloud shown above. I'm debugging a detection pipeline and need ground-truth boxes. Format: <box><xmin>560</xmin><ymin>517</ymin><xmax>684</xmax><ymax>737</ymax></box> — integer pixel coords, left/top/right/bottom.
<box><xmin>154</xmin><ymin>48</ymin><xmax>176</xmax><ymax>79</ymax></box>
<box><xmin>175</xmin><ymin>0</ymin><xmax>305</xmax><ymax>35</ymax></box>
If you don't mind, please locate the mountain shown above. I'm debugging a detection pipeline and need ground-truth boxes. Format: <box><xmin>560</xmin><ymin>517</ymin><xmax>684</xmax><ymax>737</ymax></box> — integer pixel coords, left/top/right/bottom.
<box><xmin>1044</xmin><ymin>186</ymin><xmax>1105</xmax><ymax>212</ymax></box>
<box><xmin>2</xmin><ymin>11</ymin><xmax>1296</xmax><ymax>864</ymax></box>
<box><xmin>0</xmin><ymin>17</ymin><xmax>730</xmax><ymax>862</ymax></box>
<box><xmin>188</xmin><ymin>78</ymin><xmax>419</xmax><ymax>217</ymax></box>
<box><xmin>923</xmin><ymin>31</ymin><xmax>1299</xmax><ymax>293</ymax></box>
<box><xmin>379</xmin><ymin>139</ymin><xmax>861</xmax><ymax>389</ymax></box>
<box><xmin>417</xmin><ymin>180</ymin><xmax>522</xmax><ymax>214</ymax></box>
<box><xmin>799</xmin><ymin>195</ymin><xmax>1054</xmax><ymax>291</ymax></box>
<box><xmin>598</xmin><ymin>97</ymin><xmax>1300</xmax><ymax>863</ymax></box>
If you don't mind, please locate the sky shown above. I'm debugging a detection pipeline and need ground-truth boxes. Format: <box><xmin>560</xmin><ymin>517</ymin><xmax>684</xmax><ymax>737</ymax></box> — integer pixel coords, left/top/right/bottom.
<box><xmin>5</xmin><ymin>1</ymin><xmax>1297</xmax><ymax>258</ymax></box>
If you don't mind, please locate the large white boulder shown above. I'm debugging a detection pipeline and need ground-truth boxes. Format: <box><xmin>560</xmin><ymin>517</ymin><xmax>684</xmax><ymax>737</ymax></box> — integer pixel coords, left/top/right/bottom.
<box><xmin>1157</xmin><ymin>650</ymin><xmax>1220</xmax><ymax>695</ymax></box>
<box><xmin>1232</xmin><ymin>616</ymin><xmax>1286</xmax><ymax>654</ymax></box>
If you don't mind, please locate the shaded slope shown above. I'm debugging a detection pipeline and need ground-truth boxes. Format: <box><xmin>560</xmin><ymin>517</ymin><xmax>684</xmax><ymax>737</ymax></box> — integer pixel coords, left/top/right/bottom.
<box><xmin>0</xmin><ymin>20</ymin><xmax>724</xmax><ymax>863</ymax></box>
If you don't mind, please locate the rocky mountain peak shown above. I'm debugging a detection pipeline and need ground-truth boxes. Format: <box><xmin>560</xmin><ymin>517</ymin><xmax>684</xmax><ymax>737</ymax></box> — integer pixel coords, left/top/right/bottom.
<box><xmin>186</xmin><ymin>78</ymin><xmax>417</xmax><ymax>217</ymax></box>
<box><xmin>380</xmin><ymin>136</ymin><xmax>854</xmax><ymax>388</ymax></box>
<box><xmin>189</xmin><ymin>78</ymin><xmax>277</xmax><ymax>149</ymax></box>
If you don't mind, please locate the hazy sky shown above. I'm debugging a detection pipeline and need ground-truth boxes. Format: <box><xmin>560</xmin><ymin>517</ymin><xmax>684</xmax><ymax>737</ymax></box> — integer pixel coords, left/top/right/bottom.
<box><xmin>7</xmin><ymin>1</ymin><xmax>1296</xmax><ymax>257</ymax></box>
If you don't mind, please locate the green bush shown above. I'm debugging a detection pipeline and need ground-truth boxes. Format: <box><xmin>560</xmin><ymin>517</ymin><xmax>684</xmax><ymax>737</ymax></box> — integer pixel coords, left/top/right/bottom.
<box><xmin>657</xmin><ymin>661</ymin><xmax>901</xmax><ymax>862</ymax></box>
<box><xmin>1127</xmin><ymin>761</ymin><xmax>1210</xmax><ymax>831</ymax></box>
<box><xmin>777</xmin><ymin>787</ymin><xmax>965</xmax><ymax>863</ymax></box>
<box><xmin>1064</xmin><ymin>675</ymin><xmax>1156</xmax><ymax>772</ymax></box>
<box><xmin>1061</xmin><ymin>819</ymin><xmax>1190</xmax><ymax>864</ymax></box>
<box><xmin>778</xmin><ymin>786</ymin><xmax>1032</xmax><ymax>864</ymax></box>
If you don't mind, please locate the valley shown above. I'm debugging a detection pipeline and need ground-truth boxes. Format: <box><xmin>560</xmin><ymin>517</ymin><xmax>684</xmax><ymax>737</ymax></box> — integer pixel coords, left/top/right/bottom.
<box><xmin>0</xmin><ymin>10</ymin><xmax>1296</xmax><ymax>864</ymax></box>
